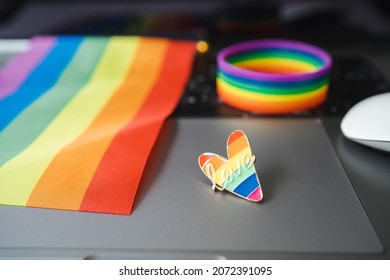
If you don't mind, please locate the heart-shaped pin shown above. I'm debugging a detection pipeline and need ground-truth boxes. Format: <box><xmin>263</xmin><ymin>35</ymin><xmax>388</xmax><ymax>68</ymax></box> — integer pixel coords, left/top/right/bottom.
<box><xmin>198</xmin><ymin>130</ymin><xmax>263</xmax><ymax>202</ymax></box>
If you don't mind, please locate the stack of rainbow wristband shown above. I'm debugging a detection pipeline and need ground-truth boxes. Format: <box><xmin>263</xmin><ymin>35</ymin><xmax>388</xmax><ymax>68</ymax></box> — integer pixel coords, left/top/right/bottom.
<box><xmin>217</xmin><ymin>39</ymin><xmax>332</xmax><ymax>114</ymax></box>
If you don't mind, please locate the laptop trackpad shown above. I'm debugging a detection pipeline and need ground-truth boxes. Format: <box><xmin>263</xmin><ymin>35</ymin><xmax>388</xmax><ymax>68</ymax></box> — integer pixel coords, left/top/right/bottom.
<box><xmin>140</xmin><ymin>118</ymin><xmax>382</xmax><ymax>254</ymax></box>
<box><xmin>0</xmin><ymin>118</ymin><xmax>382</xmax><ymax>256</ymax></box>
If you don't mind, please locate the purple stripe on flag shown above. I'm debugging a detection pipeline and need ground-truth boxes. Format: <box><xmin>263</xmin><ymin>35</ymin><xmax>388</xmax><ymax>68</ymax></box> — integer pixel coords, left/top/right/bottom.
<box><xmin>0</xmin><ymin>37</ymin><xmax>57</xmax><ymax>100</ymax></box>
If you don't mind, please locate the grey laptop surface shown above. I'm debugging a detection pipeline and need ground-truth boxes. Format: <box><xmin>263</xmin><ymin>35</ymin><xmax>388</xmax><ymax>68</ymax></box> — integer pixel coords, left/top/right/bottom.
<box><xmin>0</xmin><ymin>116</ymin><xmax>383</xmax><ymax>259</ymax></box>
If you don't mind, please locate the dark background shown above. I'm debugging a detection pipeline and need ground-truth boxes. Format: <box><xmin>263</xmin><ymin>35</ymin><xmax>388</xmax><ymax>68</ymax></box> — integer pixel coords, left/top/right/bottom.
<box><xmin>1</xmin><ymin>0</ymin><xmax>390</xmax><ymax>39</ymax></box>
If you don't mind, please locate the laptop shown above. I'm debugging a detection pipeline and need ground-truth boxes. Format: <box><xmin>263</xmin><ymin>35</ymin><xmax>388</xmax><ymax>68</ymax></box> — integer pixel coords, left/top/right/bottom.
<box><xmin>0</xmin><ymin>0</ymin><xmax>389</xmax><ymax>259</ymax></box>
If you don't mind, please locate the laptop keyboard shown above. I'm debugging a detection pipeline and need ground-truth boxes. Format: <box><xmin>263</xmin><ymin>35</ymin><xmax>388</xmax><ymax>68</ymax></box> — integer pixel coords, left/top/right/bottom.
<box><xmin>174</xmin><ymin>52</ymin><xmax>390</xmax><ymax>118</ymax></box>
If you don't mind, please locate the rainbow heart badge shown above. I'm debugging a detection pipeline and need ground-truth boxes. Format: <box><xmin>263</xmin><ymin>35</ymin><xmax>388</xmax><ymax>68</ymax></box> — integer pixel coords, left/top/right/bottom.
<box><xmin>198</xmin><ymin>130</ymin><xmax>263</xmax><ymax>202</ymax></box>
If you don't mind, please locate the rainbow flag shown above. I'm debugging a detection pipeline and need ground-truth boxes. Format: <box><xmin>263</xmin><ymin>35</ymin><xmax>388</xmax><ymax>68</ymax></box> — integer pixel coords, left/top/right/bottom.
<box><xmin>0</xmin><ymin>36</ymin><xmax>195</xmax><ymax>214</ymax></box>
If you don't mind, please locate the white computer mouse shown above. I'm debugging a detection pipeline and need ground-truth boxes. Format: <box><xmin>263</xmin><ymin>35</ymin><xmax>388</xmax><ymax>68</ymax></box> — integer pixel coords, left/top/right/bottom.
<box><xmin>341</xmin><ymin>92</ymin><xmax>390</xmax><ymax>152</ymax></box>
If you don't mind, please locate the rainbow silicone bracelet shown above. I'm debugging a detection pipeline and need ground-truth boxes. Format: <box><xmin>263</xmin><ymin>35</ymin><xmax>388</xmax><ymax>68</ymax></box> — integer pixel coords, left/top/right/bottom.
<box><xmin>217</xmin><ymin>39</ymin><xmax>332</xmax><ymax>114</ymax></box>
